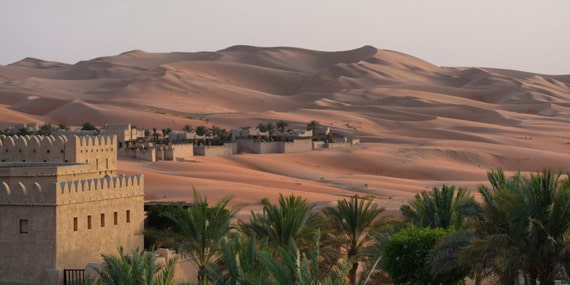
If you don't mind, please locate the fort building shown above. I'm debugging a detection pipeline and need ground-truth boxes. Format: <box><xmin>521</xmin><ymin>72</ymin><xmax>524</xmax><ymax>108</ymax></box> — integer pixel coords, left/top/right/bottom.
<box><xmin>0</xmin><ymin>134</ymin><xmax>144</xmax><ymax>285</ymax></box>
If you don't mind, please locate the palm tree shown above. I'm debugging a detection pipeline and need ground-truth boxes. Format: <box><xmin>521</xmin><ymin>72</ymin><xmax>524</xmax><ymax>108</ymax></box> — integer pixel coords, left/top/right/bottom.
<box><xmin>207</xmin><ymin>234</ymin><xmax>272</xmax><ymax>285</ymax></box>
<box><xmin>16</xmin><ymin>127</ymin><xmax>32</xmax><ymax>136</ymax></box>
<box><xmin>58</xmin><ymin>123</ymin><xmax>70</xmax><ymax>131</ymax></box>
<box><xmin>152</xmin><ymin>128</ymin><xmax>158</xmax><ymax>141</ymax></box>
<box><xmin>37</xmin><ymin>123</ymin><xmax>55</xmax><ymax>136</ymax></box>
<box><xmin>82</xmin><ymin>122</ymin><xmax>98</xmax><ymax>132</ymax></box>
<box><xmin>157</xmin><ymin>190</ymin><xmax>239</xmax><ymax>285</ymax></box>
<box><xmin>400</xmin><ymin>185</ymin><xmax>479</xmax><ymax>230</ymax></box>
<box><xmin>306</xmin><ymin>120</ymin><xmax>320</xmax><ymax>139</ymax></box>
<box><xmin>195</xmin><ymin>125</ymin><xmax>208</xmax><ymax>136</ymax></box>
<box><xmin>257</xmin><ymin>123</ymin><xmax>268</xmax><ymax>132</ymax></box>
<box><xmin>463</xmin><ymin>169</ymin><xmax>570</xmax><ymax>284</ymax></box>
<box><xmin>322</xmin><ymin>195</ymin><xmax>390</xmax><ymax>285</ymax></box>
<box><xmin>258</xmin><ymin>231</ymin><xmax>355</xmax><ymax>285</ymax></box>
<box><xmin>240</xmin><ymin>194</ymin><xmax>324</xmax><ymax>252</ymax></box>
<box><xmin>276</xmin><ymin>120</ymin><xmax>288</xmax><ymax>133</ymax></box>
<box><xmin>266</xmin><ymin>122</ymin><xmax>275</xmax><ymax>137</ymax></box>
<box><xmin>183</xmin><ymin>124</ymin><xmax>192</xmax><ymax>133</ymax></box>
<box><xmin>195</xmin><ymin>125</ymin><xmax>209</xmax><ymax>145</ymax></box>
<box><xmin>95</xmin><ymin>247</ymin><xmax>176</xmax><ymax>285</ymax></box>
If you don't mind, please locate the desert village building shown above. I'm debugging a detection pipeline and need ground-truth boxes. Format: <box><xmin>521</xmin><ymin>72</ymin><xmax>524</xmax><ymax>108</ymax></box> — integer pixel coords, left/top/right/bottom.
<box><xmin>0</xmin><ymin>134</ymin><xmax>144</xmax><ymax>285</ymax></box>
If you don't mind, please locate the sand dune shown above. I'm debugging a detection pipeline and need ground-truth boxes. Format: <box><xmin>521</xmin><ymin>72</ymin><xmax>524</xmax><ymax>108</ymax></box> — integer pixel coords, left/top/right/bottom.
<box><xmin>1</xmin><ymin>45</ymin><xmax>569</xmax><ymax>211</ymax></box>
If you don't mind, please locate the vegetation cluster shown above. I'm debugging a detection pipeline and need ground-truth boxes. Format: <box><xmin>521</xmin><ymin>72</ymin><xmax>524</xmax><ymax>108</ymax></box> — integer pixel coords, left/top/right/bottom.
<box><xmin>90</xmin><ymin>169</ymin><xmax>570</xmax><ymax>285</ymax></box>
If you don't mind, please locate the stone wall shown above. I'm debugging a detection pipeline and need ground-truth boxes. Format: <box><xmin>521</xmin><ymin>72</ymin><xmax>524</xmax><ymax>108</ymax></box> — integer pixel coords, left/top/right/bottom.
<box><xmin>281</xmin><ymin>140</ymin><xmax>313</xmax><ymax>153</ymax></box>
<box><xmin>312</xmin><ymin>141</ymin><xmax>326</xmax><ymax>150</ymax></box>
<box><xmin>237</xmin><ymin>140</ymin><xmax>313</xmax><ymax>154</ymax></box>
<box><xmin>0</xmin><ymin>205</ymin><xmax>56</xmax><ymax>285</ymax></box>
<box><xmin>194</xmin><ymin>145</ymin><xmax>234</xmax><ymax>156</ymax></box>
<box><xmin>0</xmin><ymin>134</ymin><xmax>118</xmax><ymax>176</ymax></box>
<box><xmin>237</xmin><ymin>140</ymin><xmax>280</xmax><ymax>154</ymax></box>
<box><xmin>56</xmin><ymin>175</ymin><xmax>144</xmax><ymax>205</ymax></box>
<box><xmin>326</xmin><ymin>142</ymin><xmax>352</xmax><ymax>149</ymax></box>
<box><xmin>168</xmin><ymin>144</ymin><xmax>194</xmax><ymax>160</ymax></box>
<box><xmin>0</xmin><ymin>134</ymin><xmax>143</xmax><ymax>285</ymax></box>
<box><xmin>118</xmin><ymin>149</ymin><xmax>156</xmax><ymax>162</ymax></box>
<box><xmin>55</xmin><ymin>194</ymin><xmax>144</xmax><ymax>273</ymax></box>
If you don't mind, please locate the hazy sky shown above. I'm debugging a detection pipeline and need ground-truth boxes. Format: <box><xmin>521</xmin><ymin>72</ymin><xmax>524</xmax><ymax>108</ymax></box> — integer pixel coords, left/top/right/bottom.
<box><xmin>1</xmin><ymin>0</ymin><xmax>568</xmax><ymax>74</ymax></box>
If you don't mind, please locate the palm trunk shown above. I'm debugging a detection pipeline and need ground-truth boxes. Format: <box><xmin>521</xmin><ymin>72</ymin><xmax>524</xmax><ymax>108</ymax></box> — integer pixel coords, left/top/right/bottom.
<box><xmin>474</xmin><ymin>270</ymin><xmax>482</xmax><ymax>285</ymax></box>
<box><xmin>349</xmin><ymin>261</ymin><xmax>358</xmax><ymax>285</ymax></box>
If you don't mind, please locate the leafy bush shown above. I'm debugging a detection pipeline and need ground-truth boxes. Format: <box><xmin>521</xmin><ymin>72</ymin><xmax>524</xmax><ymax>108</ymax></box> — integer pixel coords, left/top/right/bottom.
<box><xmin>383</xmin><ymin>226</ymin><xmax>466</xmax><ymax>285</ymax></box>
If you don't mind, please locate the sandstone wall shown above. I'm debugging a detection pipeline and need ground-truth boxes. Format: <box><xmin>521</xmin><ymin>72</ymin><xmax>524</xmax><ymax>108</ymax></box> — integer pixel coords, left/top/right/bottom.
<box><xmin>194</xmin><ymin>145</ymin><xmax>234</xmax><ymax>156</ymax></box>
<box><xmin>0</xmin><ymin>205</ymin><xmax>56</xmax><ymax>285</ymax></box>
<box><xmin>281</xmin><ymin>140</ymin><xmax>313</xmax><ymax>153</ymax></box>
<box><xmin>169</xmin><ymin>144</ymin><xmax>194</xmax><ymax>160</ymax></box>
<box><xmin>55</xmin><ymin>194</ymin><xmax>144</xmax><ymax>271</ymax></box>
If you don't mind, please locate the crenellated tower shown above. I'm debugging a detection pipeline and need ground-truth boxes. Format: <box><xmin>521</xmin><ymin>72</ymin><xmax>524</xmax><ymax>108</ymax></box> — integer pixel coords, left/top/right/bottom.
<box><xmin>0</xmin><ymin>134</ymin><xmax>144</xmax><ymax>285</ymax></box>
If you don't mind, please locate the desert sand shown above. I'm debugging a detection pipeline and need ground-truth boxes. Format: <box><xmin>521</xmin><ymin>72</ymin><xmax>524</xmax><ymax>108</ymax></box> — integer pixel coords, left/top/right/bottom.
<box><xmin>1</xmin><ymin>45</ymin><xmax>569</xmax><ymax>213</ymax></box>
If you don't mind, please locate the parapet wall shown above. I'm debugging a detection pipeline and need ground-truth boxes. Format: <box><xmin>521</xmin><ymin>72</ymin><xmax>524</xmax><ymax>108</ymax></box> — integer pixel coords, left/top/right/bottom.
<box><xmin>0</xmin><ymin>181</ymin><xmax>52</xmax><ymax>205</ymax></box>
<box><xmin>56</xmin><ymin>175</ymin><xmax>144</xmax><ymax>205</ymax></box>
<box><xmin>0</xmin><ymin>175</ymin><xmax>144</xmax><ymax>205</ymax></box>
<box><xmin>0</xmin><ymin>135</ymin><xmax>68</xmax><ymax>162</ymax></box>
<box><xmin>0</xmin><ymin>135</ymin><xmax>118</xmax><ymax>173</ymax></box>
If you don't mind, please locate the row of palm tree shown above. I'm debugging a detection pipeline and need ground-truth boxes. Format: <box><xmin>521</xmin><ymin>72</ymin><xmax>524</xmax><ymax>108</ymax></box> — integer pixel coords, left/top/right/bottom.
<box><xmin>141</xmin><ymin>190</ymin><xmax>390</xmax><ymax>285</ymax></box>
<box><xmin>0</xmin><ymin>122</ymin><xmax>71</xmax><ymax>136</ymax></box>
<box><xmin>92</xmin><ymin>168</ymin><xmax>570</xmax><ymax>285</ymax></box>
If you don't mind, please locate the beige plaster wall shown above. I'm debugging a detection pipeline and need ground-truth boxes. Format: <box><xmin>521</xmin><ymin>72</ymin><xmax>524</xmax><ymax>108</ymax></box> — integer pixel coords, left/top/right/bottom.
<box><xmin>0</xmin><ymin>205</ymin><xmax>56</xmax><ymax>285</ymax></box>
<box><xmin>326</xmin><ymin>142</ymin><xmax>352</xmax><ymax>149</ymax></box>
<box><xmin>194</xmin><ymin>145</ymin><xmax>234</xmax><ymax>156</ymax></box>
<box><xmin>169</xmin><ymin>144</ymin><xmax>194</xmax><ymax>160</ymax></box>
<box><xmin>55</xmin><ymin>194</ymin><xmax>144</xmax><ymax>270</ymax></box>
<box><xmin>313</xmin><ymin>141</ymin><xmax>326</xmax><ymax>150</ymax></box>
<box><xmin>281</xmin><ymin>140</ymin><xmax>313</xmax><ymax>153</ymax></box>
<box><xmin>0</xmin><ymin>135</ymin><xmax>143</xmax><ymax>285</ymax></box>
<box><xmin>0</xmin><ymin>135</ymin><xmax>118</xmax><ymax>177</ymax></box>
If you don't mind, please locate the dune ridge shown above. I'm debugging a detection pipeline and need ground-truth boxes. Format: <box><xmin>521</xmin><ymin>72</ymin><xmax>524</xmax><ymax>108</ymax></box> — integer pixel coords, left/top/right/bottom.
<box><xmin>1</xmin><ymin>45</ymin><xmax>569</xmax><ymax>210</ymax></box>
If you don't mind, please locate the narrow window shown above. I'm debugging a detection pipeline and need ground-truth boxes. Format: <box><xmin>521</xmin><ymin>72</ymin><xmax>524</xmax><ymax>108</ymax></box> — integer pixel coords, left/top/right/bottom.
<box><xmin>100</xmin><ymin>214</ymin><xmax>105</xmax><ymax>227</ymax></box>
<box><xmin>114</xmin><ymin>212</ymin><xmax>118</xmax><ymax>225</ymax></box>
<box><xmin>87</xmin><ymin>215</ymin><xmax>92</xmax><ymax>229</ymax></box>
<box><xmin>126</xmin><ymin>210</ymin><xmax>131</xmax><ymax>223</ymax></box>
<box><xmin>73</xmin><ymin>217</ymin><xmax>78</xmax><ymax>231</ymax></box>
<box><xmin>19</xmin><ymin>219</ymin><xmax>29</xmax><ymax>234</ymax></box>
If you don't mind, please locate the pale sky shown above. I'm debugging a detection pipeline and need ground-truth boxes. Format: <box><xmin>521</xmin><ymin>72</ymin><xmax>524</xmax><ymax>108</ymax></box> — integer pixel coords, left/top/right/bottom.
<box><xmin>1</xmin><ymin>0</ymin><xmax>568</xmax><ymax>74</ymax></box>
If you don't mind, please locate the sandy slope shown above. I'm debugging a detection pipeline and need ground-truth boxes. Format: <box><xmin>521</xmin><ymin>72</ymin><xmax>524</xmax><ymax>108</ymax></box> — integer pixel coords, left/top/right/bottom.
<box><xmin>1</xmin><ymin>46</ymin><xmax>569</xmax><ymax>212</ymax></box>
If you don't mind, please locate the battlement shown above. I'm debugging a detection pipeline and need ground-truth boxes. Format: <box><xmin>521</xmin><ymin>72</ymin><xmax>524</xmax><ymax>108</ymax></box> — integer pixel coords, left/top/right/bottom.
<box><xmin>0</xmin><ymin>174</ymin><xmax>143</xmax><ymax>205</ymax></box>
<box><xmin>56</xmin><ymin>174</ymin><xmax>143</xmax><ymax>205</ymax></box>
<box><xmin>0</xmin><ymin>135</ymin><xmax>118</xmax><ymax>174</ymax></box>
<box><xmin>0</xmin><ymin>134</ymin><xmax>117</xmax><ymax>163</ymax></box>
<box><xmin>70</xmin><ymin>135</ymin><xmax>116</xmax><ymax>148</ymax></box>
<box><xmin>0</xmin><ymin>134</ymin><xmax>68</xmax><ymax>151</ymax></box>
